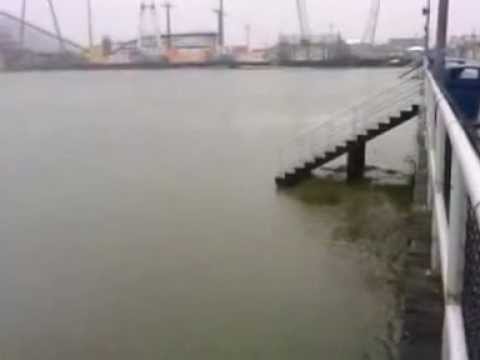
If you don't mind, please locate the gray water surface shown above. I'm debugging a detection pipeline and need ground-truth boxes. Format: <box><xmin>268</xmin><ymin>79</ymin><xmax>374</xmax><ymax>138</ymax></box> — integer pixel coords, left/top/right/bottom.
<box><xmin>0</xmin><ymin>68</ymin><xmax>415</xmax><ymax>359</ymax></box>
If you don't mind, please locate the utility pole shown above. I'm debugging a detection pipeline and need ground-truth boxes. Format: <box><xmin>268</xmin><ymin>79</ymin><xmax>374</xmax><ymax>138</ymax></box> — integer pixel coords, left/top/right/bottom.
<box><xmin>150</xmin><ymin>2</ymin><xmax>162</xmax><ymax>48</ymax></box>
<box><xmin>296</xmin><ymin>0</ymin><xmax>311</xmax><ymax>61</ymax></box>
<box><xmin>245</xmin><ymin>24</ymin><xmax>251</xmax><ymax>51</ymax></box>
<box><xmin>362</xmin><ymin>0</ymin><xmax>380</xmax><ymax>45</ymax></box>
<box><xmin>46</xmin><ymin>0</ymin><xmax>65</xmax><ymax>52</ymax></box>
<box><xmin>434</xmin><ymin>0</ymin><xmax>450</xmax><ymax>81</ymax></box>
<box><xmin>87</xmin><ymin>0</ymin><xmax>94</xmax><ymax>49</ymax></box>
<box><xmin>139</xmin><ymin>1</ymin><xmax>146</xmax><ymax>46</ymax></box>
<box><xmin>19</xmin><ymin>0</ymin><xmax>27</xmax><ymax>48</ymax></box>
<box><xmin>422</xmin><ymin>0</ymin><xmax>431</xmax><ymax>54</ymax></box>
<box><xmin>473</xmin><ymin>31</ymin><xmax>478</xmax><ymax>60</ymax></box>
<box><xmin>214</xmin><ymin>0</ymin><xmax>225</xmax><ymax>47</ymax></box>
<box><xmin>296</xmin><ymin>0</ymin><xmax>310</xmax><ymax>40</ymax></box>
<box><xmin>219</xmin><ymin>0</ymin><xmax>224</xmax><ymax>47</ymax></box>
<box><xmin>162</xmin><ymin>2</ymin><xmax>173</xmax><ymax>48</ymax></box>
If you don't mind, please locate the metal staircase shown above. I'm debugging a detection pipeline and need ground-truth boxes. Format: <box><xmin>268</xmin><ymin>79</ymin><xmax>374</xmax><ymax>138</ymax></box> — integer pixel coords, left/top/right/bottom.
<box><xmin>275</xmin><ymin>76</ymin><xmax>422</xmax><ymax>188</ymax></box>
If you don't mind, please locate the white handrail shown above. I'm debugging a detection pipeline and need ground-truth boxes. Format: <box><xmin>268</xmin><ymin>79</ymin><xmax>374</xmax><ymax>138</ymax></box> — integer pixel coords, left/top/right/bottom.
<box><xmin>289</xmin><ymin>78</ymin><xmax>421</xmax><ymax>143</ymax></box>
<box><xmin>427</xmin><ymin>71</ymin><xmax>480</xmax><ymax>223</ymax></box>
<box><xmin>446</xmin><ymin>305</ymin><xmax>469</xmax><ymax>360</ymax></box>
<box><xmin>278</xmin><ymin>78</ymin><xmax>421</xmax><ymax>173</ymax></box>
<box><xmin>426</xmin><ymin>68</ymin><xmax>472</xmax><ymax>360</ymax></box>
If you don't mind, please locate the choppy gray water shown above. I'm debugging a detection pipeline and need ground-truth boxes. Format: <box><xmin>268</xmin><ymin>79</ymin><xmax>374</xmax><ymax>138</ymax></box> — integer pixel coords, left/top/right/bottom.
<box><xmin>0</xmin><ymin>68</ymin><xmax>416</xmax><ymax>359</ymax></box>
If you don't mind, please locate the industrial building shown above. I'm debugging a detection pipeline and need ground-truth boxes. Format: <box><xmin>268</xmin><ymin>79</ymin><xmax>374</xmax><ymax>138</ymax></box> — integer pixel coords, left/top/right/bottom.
<box><xmin>0</xmin><ymin>0</ymin><xmax>415</xmax><ymax>70</ymax></box>
<box><xmin>163</xmin><ymin>32</ymin><xmax>219</xmax><ymax>64</ymax></box>
<box><xmin>105</xmin><ymin>32</ymin><xmax>219</xmax><ymax>64</ymax></box>
<box><xmin>387</xmin><ymin>37</ymin><xmax>424</xmax><ymax>51</ymax></box>
<box><xmin>276</xmin><ymin>34</ymin><xmax>351</xmax><ymax>63</ymax></box>
<box><xmin>165</xmin><ymin>32</ymin><xmax>218</xmax><ymax>49</ymax></box>
<box><xmin>449</xmin><ymin>34</ymin><xmax>480</xmax><ymax>60</ymax></box>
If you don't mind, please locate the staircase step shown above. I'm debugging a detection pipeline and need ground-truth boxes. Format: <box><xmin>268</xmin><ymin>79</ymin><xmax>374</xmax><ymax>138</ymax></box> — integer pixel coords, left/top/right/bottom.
<box><xmin>275</xmin><ymin>166</ymin><xmax>316</xmax><ymax>187</ymax></box>
<box><xmin>390</xmin><ymin>115</ymin><xmax>402</xmax><ymax>122</ymax></box>
<box><xmin>275</xmin><ymin>173</ymin><xmax>298</xmax><ymax>187</ymax></box>
<box><xmin>313</xmin><ymin>156</ymin><xmax>325</xmax><ymax>164</ymax></box>
<box><xmin>294</xmin><ymin>164</ymin><xmax>311</xmax><ymax>174</ymax></box>
<box><xmin>296</xmin><ymin>158</ymin><xmax>317</xmax><ymax>169</ymax></box>
<box><xmin>295</xmin><ymin>160</ymin><xmax>313</xmax><ymax>169</ymax></box>
<box><xmin>378</xmin><ymin>123</ymin><xmax>391</xmax><ymax>130</ymax></box>
<box><xmin>400</xmin><ymin>106</ymin><xmax>419</xmax><ymax>118</ymax></box>
<box><xmin>325</xmin><ymin>146</ymin><xmax>344</xmax><ymax>155</ymax></box>
<box><xmin>367</xmin><ymin>127</ymin><xmax>382</xmax><ymax>134</ymax></box>
<box><xmin>275</xmin><ymin>102</ymin><xmax>421</xmax><ymax>188</ymax></box>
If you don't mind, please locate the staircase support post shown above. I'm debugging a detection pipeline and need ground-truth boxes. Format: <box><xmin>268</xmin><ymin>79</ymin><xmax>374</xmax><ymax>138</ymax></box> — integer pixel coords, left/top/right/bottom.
<box><xmin>347</xmin><ymin>141</ymin><xmax>366</xmax><ymax>181</ymax></box>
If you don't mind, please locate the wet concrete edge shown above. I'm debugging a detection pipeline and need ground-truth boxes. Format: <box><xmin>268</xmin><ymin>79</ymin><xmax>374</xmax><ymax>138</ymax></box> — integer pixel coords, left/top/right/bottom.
<box><xmin>399</xmin><ymin>98</ymin><xmax>443</xmax><ymax>360</ymax></box>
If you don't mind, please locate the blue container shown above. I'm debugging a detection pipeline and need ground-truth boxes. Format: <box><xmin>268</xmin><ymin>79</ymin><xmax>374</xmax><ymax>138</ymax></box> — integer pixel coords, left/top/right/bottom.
<box><xmin>445</xmin><ymin>65</ymin><xmax>480</xmax><ymax>122</ymax></box>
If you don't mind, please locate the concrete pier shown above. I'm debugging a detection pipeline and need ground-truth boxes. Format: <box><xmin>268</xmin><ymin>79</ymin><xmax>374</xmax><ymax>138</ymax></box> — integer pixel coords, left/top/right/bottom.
<box><xmin>400</xmin><ymin>100</ymin><xmax>443</xmax><ymax>360</ymax></box>
<box><xmin>399</xmin><ymin>212</ymin><xmax>443</xmax><ymax>360</ymax></box>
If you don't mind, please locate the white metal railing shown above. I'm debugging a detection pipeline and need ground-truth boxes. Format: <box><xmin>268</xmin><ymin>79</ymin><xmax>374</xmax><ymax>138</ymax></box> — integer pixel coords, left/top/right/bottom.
<box><xmin>425</xmin><ymin>69</ymin><xmax>480</xmax><ymax>360</ymax></box>
<box><xmin>278</xmin><ymin>75</ymin><xmax>422</xmax><ymax>175</ymax></box>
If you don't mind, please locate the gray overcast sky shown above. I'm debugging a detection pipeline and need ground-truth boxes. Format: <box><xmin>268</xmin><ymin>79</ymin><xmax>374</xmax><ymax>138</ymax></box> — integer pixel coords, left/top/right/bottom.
<box><xmin>1</xmin><ymin>0</ymin><xmax>479</xmax><ymax>47</ymax></box>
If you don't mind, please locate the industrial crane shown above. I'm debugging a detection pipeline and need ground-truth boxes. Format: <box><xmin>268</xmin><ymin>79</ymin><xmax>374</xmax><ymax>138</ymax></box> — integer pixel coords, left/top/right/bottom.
<box><xmin>296</xmin><ymin>0</ymin><xmax>311</xmax><ymax>42</ymax></box>
<box><xmin>362</xmin><ymin>0</ymin><xmax>381</xmax><ymax>45</ymax></box>
<box><xmin>296</xmin><ymin>0</ymin><xmax>312</xmax><ymax>60</ymax></box>
<box><xmin>19</xmin><ymin>0</ymin><xmax>65</xmax><ymax>51</ymax></box>
<box><xmin>138</xmin><ymin>2</ymin><xmax>164</xmax><ymax>59</ymax></box>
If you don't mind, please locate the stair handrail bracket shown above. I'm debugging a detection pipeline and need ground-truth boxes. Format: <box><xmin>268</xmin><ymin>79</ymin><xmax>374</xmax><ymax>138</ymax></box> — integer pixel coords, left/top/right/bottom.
<box><xmin>425</xmin><ymin>68</ymin><xmax>480</xmax><ymax>360</ymax></box>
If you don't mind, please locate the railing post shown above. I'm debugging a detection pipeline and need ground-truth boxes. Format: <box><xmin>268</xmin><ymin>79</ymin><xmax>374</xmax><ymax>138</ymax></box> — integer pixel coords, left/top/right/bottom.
<box><xmin>425</xmin><ymin>76</ymin><xmax>440</xmax><ymax>271</ymax></box>
<box><xmin>432</xmin><ymin>215</ymin><xmax>441</xmax><ymax>273</ymax></box>
<box><xmin>425</xmin><ymin>78</ymin><xmax>436</xmax><ymax>210</ymax></box>
<box><xmin>431</xmin><ymin>99</ymin><xmax>447</xmax><ymax>274</ymax></box>
<box><xmin>436</xmin><ymin>116</ymin><xmax>446</xmax><ymax>190</ymax></box>
<box><xmin>425</xmin><ymin>70</ymin><xmax>471</xmax><ymax>360</ymax></box>
<box><xmin>434</xmin><ymin>0</ymin><xmax>450</xmax><ymax>80</ymax></box>
<box><xmin>414</xmin><ymin>80</ymin><xmax>430</xmax><ymax>209</ymax></box>
<box><xmin>447</xmin><ymin>151</ymin><xmax>467</xmax><ymax>298</ymax></box>
<box><xmin>442</xmin><ymin>316</ymin><xmax>449</xmax><ymax>360</ymax></box>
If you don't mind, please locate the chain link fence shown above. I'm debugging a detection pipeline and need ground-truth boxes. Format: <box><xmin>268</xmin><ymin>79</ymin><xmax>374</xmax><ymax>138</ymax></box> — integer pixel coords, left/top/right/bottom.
<box><xmin>463</xmin><ymin>201</ymin><xmax>480</xmax><ymax>360</ymax></box>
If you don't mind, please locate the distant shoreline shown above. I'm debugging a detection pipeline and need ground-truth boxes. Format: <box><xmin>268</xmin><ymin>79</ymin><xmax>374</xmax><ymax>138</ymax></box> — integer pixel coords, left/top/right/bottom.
<box><xmin>3</xmin><ymin>60</ymin><xmax>412</xmax><ymax>73</ymax></box>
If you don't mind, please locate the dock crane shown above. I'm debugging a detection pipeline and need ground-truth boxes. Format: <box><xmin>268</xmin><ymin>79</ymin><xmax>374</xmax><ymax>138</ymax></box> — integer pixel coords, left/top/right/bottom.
<box><xmin>138</xmin><ymin>2</ymin><xmax>164</xmax><ymax>60</ymax></box>
<box><xmin>213</xmin><ymin>0</ymin><xmax>225</xmax><ymax>48</ymax></box>
<box><xmin>362</xmin><ymin>0</ymin><xmax>381</xmax><ymax>45</ymax></box>
<box><xmin>296</xmin><ymin>0</ymin><xmax>311</xmax><ymax>41</ymax></box>
<box><xmin>19</xmin><ymin>0</ymin><xmax>65</xmax><ymax>52</ymax></box>
<box><xmin>296</xmin><ymin>0</ymin><xmax>311</xmax><ymax>59</ymax></box>
<box><xmin>86</xmin><ymin>0</ymin><xmax>93</xmax><ymax>49</ymax></box>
